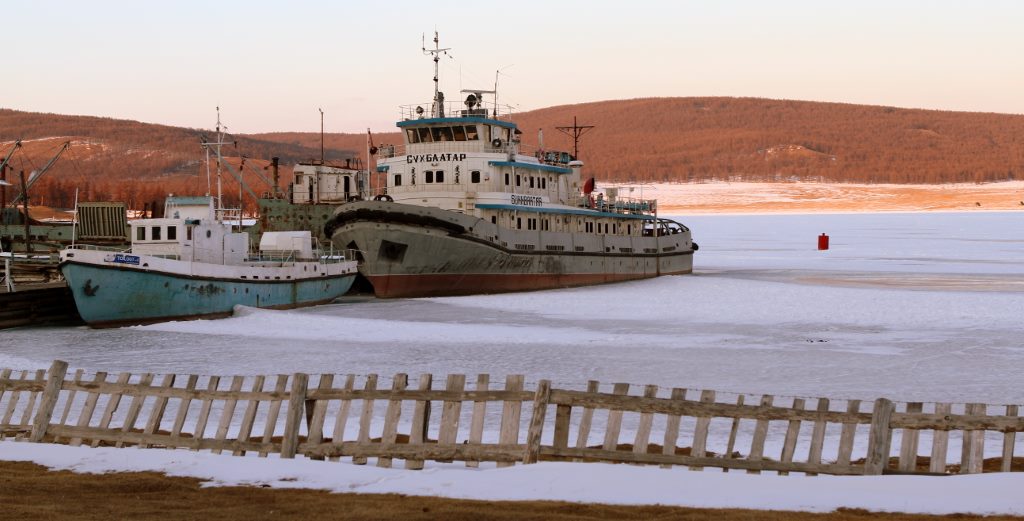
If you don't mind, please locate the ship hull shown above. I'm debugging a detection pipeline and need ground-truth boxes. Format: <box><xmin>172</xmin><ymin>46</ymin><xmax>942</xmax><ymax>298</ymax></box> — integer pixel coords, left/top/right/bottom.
<box><xmin>327</xmin><ymin>201</ymin><xmax>693</xmax><ymax>298</ymax></box>
<box><xmin>60</xmin><ymin>259</ymin><xmax>355</xmax><ymax>327</ymax></box>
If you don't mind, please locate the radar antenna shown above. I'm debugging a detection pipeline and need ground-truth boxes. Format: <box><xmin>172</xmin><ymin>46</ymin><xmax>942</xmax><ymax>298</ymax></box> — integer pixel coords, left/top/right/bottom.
<box><xmin>422</xmin><ymin>30</ymin><xmax>451</xmax><ymax>118</ymax></box>
<box><xmin>555</xmin><ymin>116</ymin><xmax>595</xmax><ymax>160</ymax></box>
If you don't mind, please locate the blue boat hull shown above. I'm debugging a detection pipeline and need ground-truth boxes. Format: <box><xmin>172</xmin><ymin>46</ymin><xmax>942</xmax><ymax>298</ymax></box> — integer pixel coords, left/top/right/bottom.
<box><xmin>60</xmin><ymin>261</ymin><xmax>355</xmax><ymax>327</ymax></box>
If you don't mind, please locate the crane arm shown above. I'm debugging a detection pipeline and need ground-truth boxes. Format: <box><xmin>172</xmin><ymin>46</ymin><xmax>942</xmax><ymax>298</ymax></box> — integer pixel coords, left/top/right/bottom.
<box><xmin>0</xmin><ymin>140</ymin><xmax>22</xmax><ymax>173</ymax></box>
<box><xmin>11</xmin><ymin>140</ymin><xmax>71</xmax><ymax>204</ymax></box>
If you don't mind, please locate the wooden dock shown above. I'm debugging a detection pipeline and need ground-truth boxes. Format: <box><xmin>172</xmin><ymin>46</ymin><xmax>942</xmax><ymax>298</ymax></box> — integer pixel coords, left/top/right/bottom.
<box><xmin>0</xmin><ymin>282</ymin><xmax>82</xmax><ymax>329</ymax></box>
<box><xmin>2</xmin><ymin>360</ymin><xmax>1022</xmax><ymax>476</ymax></box>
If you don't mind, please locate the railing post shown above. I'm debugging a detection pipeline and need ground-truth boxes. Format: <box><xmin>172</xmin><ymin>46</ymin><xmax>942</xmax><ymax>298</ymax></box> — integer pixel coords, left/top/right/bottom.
<box><xmin>523</xmin><ymin>379</ymin><xmax>551</xmax><ymax>464</ymax></box>
<box><xmin>29</xmin><ymin>360</ymin><xmax>68</xmax><ymax>443</ymax></box>
<box><xmin>864</xmin><ymin>397</ymin><xmax>895</xmax><ymax>475</ymax></box>
<box><xmin>280</xmin><ymin>373</ymin><xmax>309</xmax><ymax>459</ymax></box>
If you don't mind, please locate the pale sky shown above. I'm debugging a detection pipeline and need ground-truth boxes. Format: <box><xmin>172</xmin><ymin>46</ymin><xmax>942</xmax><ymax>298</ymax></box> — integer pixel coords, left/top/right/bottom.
<box><xmin>4</xmin><ymin>1</ymin><xmax>1022</xmax><ymax>134</ymax></box>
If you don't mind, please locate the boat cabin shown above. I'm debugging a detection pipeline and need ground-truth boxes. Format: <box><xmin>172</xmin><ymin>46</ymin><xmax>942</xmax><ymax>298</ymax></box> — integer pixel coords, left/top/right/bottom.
<box><xmin>290</xmin><ymin>161</ymin><xmax>367</xmax><ymax>205</ymax></box>
<box><xmin>129</xmin><ymin>196</ymin><xmax>248</xmax><ymax>264</ymax></box>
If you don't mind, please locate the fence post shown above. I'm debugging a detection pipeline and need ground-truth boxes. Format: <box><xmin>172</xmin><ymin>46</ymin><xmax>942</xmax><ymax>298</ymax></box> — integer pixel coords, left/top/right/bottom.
<box><xmin>280</xmin><ymin>373</ymin><xmax>309</xmax><ymax>459</ymax></box>
<box><xmin>864</xmin><ymin>397</ymin><xmax>895</xmax><ymax>475</ymax></box>
<box><xmin>29</xmin><ymin>360</ymin><xmax>69</xmax><ymax>443</ymax></box>
<box><xmin>523</xmin><ymin>379</ymin><xmax>551</xmax><ymax>464</ymax></box>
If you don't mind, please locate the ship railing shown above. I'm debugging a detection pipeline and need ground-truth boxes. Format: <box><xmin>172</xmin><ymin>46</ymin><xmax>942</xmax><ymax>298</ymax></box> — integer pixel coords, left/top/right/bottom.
<box><xmin>62</xmin><ymin>243</ymin><xmax>130</xmax><ymax>253</ymax></box>
<box><xmin>572</xmin><ymin>195</ymin><xmax>658</xmax><ymax>216</ymax></box>
<box><xmin>398</xmin><ymin>101</ymin><xmax>516</xmax><ymax>122</ymax></box>
<box><xmin>309</xmin><ymin>238</ymin><xmax>357</xmax><ymax>265</ymax></box>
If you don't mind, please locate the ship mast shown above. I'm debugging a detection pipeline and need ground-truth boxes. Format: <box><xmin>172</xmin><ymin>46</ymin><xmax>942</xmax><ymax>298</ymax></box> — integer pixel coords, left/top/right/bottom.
<box><xmin>202</xmin><ymin>107</ymin><xmax>233</xmax><ymax>216</ymax></box>
<box><xmin>422</xmin><ymin>31</ymin><xmax>450</xmax><ymax>118</ymax></box>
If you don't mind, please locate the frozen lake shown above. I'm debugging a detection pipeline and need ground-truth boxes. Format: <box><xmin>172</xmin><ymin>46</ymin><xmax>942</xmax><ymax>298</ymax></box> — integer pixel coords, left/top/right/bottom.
<box><xmin>2</xmin><ymin>211</ymin><xmax>1023</xmax><ymax>404</ymax></box>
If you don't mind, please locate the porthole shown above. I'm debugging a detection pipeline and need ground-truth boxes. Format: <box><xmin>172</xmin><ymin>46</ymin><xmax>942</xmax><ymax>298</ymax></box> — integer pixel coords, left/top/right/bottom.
<box><xmin>206</xmin><ymin>230</ymin><xmax>212</xmax><ymax>238</ymax></box>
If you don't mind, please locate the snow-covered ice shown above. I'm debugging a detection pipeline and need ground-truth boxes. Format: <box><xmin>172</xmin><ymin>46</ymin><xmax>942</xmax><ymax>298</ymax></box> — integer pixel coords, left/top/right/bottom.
<box><xmin>2</xmin><ymin>211</ymin><xmax>1024</xmax><ymax>512</ymax></box>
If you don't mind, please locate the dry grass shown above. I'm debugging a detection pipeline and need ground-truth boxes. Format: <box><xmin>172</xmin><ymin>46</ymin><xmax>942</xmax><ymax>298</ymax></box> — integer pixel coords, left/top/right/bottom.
<box><xmin>2</xmin><ymin>461</ymin><xmax>1021</xmax><ymax>520</ymax></box>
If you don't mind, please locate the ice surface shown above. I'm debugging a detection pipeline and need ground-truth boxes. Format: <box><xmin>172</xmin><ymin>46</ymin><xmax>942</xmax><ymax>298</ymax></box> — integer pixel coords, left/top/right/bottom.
<box><xmin>3</xmin><ymin>212</ymin><xmax>1021</xmax><ymax>403</ymax></box>
<box><xmin>2</xmin><ymin>211</ymin><xmax>1023</xmax><ymax>513</ymax></box>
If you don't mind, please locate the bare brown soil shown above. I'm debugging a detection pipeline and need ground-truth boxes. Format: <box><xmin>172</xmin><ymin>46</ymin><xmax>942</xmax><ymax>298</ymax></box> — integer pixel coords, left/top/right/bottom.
<box><xmin>2</xmin><ymin>461</ymin><xmax>1020</xmax><ymax>520</ymax></box>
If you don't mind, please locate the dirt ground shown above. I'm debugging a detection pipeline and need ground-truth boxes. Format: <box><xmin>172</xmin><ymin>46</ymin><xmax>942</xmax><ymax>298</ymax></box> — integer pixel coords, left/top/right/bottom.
<box><xmin>2</xmin><ymin>461</ymin><xmax>1020</xmax><ymax>521</ymax></box>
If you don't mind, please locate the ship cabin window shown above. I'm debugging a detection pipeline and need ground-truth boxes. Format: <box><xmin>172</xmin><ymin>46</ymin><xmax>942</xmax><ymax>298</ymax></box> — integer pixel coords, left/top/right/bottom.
<box><xmin>585</xmin><ymin>222</ymin><xmax>594</xmax><ymax>233</ymax></box>
<box><xmin>425</xmin><ymin>171</ymin><xmax>433</xmax><ymax>183</ymax></box>
<box><xmin>515</xmin><ymin>174</ymin><xmax>521</xmax><ymax>187</ymax></box>
<box><xmin>152</xmin><ymin>226</ymin><xmax>161</xmax><ymax>241</ymax></box>
<box><xmin>187</xmin><ymin>226</ymin><xmax>193</xmax><ymax>241</ymax></box>
<box><xmin>167</xmin><ymin>226</ymin><xmax>177</xmax><ymax>241</ymax></box>
<box><xmin>432</xmin><ymin>127</ymin><xmax>454</xmax><ymax>142</ymax></box>
<box><xmin>492</xmin><ymin>126</ymin><xmax>509</xmax><ymax>142</ymax></box>
<box><xmin>529</xmin><ymin>177</ymin><xmax>534</xmax><ymax>188</ymax></box>
<box><xmin>136</xmin><ymin>226</ymin><xmax>145</xmax><ymax>241</ymax></box>
<box><xmin>408</xmin><ymin>126</ymin><xmax>480</xmax><ymax>144</ymax></box>
<box><xmin>394</xmin><ymin>174</ymin><xmax>402</xmax><ymax>187</ymax></box>
<box><xmin>436</xmin><ymin>170</ymin><xmax>444</xmax><ymax>182</ymax></box>
<box><xmin>541</xmin><ymin>178</ymin><xmax>547</xmax><ymax>189</ymax></box>
<box><xmin>504</xmin><ymin>173</ymin><xmax>510</xmax><ymax>185</ymax></box>
<box><xmin>542</xmin><ymin>219</ymin><xmax>550</xmax><ymax>231</ymax></box>
<box><xmin>471</xmin><ymin>170</ymin><xmax>481</xmax><ymax>183</ymax></box>
<box><xmin>491</xmin><ymin>216</ymin><xmax>497</xmax><ymax>224</ymax></box>
<box><xmin>517</xmin><ymin>217</ymin><xmax>522</xmax><ymax>229</ymax></box>
<box><xmin>627</xmin><ymin>225</ymin><xmax>632</xmax><ymax>235</ymax></box>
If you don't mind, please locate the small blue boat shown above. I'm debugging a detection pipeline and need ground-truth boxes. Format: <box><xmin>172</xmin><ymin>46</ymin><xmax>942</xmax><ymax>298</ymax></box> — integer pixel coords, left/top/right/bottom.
<box><xmin>59</xmin><ymin>195</ymin><xmax>358</xmax><ymax>327</ymax></box>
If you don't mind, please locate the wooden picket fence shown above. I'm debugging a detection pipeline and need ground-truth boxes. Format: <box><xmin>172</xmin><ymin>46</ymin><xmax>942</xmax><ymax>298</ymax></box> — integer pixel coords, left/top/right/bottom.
<box><xmin>1</xmin><ymin>360</ymin><xmax>1022</xmax><ymax>476</ymax></box>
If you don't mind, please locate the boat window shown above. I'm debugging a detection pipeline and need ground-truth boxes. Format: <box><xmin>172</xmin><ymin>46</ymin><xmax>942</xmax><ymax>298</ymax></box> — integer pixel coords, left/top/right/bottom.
<box><xmin>529</xmin><ymin>177</ymin><xmax>535</xmax><ymax>188</ymax></box>
<box><xmin>187</xmin><ymin>226</ymin><xmax>193</xmax><ymax>241</ymax></box>
<box><xmin>136</xmin><ymin>226</ymin><xmax>145</xmax><ymax>241</ymax></box>
<box><xmin>416</xmin><ymin>127</ymin><xmax>432</xmax><ymax>142</ymax></box>
<box><xmin>394</xmin><ymin>174</ymin><xmax>402</xmax><ymax>186</ymax></box>
<box><xmin>425</xmin><ymin>171</ymin><xmax>434</xmax><ymax>183</ymax></box>
<box><xmin>504</xmin><ymin>173</ymin><xmax>510</xmax><ymax>185</ymax></box>
<box><xmin>471</xmin><ymin>170</ymin><xmax>480</xmax><ymax>183</ymax></box>
<box><xmin>432</xmin><ymin>127</ymin><xmax>454</xmax><ymax>142</ymax></box>
<box><xmin>436</xmin><ymin>170</ymin><xmax>444</xmax><ymax>183</ymax></box>
<box><xmin>152</xmin><ymin>226</ymin><xmax>161</xmax><ymax>241</ymax></box>
<box><xmin>406</xmin><ymin>129</ymin><xmax>420</xmax><ymax>144</ymax></box>
<box><xmin>541</xmin><ymin>178</ymin><xmax>547</xmax><ymax>189</ymax></box>
<box><xmin>167</xmin><ymin>226</ymin><xmax>177</xmax><ymax>241</ymax></box>
<box><xmin>492</xmin><ymin>126</ymin><xmax>508</xmax><ymax>142</ymax></box>
<box><xmin>515</xmin><ymin>174</ymin><xmax>521</xmax><ymax>187</ymax></box>
<box><xmin>517</xmin><ymin>217</ymin><xmax>522</xmax><ymax>229</ymax></box>
<box><xmin>452</xmin><ymin>126</ymin><xmax>467</xmax><ymax>141</ymax></box>
<box><xmin>491</xmin><ymin>216</ymin><xmax>497</xmax><ymax>224</ymax></box>
<box><xmin>465</xmin><ymin>125</ymin><xmax>479</xmax><ymax>140</ymax></box>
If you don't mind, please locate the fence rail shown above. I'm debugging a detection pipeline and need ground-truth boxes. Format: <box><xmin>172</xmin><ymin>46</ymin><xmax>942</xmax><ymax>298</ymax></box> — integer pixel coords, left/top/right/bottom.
<box><xmin>1</xmin><ymin>360</ymin><xmax>1022</xmax><ymax>476</ymax></box>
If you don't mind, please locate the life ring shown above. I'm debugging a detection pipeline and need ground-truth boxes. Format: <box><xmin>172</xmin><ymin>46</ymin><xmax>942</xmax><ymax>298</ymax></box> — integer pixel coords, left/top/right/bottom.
<box><xmin>491</xmin><ymin>138</ymin><xmax>502</xmax><ymax>148</ymax></box>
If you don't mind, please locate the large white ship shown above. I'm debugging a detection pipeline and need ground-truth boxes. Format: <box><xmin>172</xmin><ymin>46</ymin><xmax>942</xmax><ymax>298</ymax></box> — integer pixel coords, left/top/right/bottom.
<box><xmin>325</xmin><ymin>33</ymin><xmax>696</xmax><ymax>298</ymax></box>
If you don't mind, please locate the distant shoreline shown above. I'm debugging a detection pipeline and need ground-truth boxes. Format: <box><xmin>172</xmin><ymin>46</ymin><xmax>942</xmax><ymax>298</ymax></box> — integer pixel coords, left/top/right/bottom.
<box><xmin>628</xmin><ymin>180</ymin><xmax>1024</xmax><ymax>214</ymax></box>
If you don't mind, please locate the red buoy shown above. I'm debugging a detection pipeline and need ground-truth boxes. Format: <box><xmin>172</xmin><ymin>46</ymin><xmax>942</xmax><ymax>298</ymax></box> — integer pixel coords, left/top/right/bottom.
<box><xmin>818</xmin><ymin>233</ymin><xmax>830</xmax><ymax>250</ymax></box>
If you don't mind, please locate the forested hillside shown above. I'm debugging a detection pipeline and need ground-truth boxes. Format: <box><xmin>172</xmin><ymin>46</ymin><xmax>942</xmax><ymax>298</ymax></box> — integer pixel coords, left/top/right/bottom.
<box><xmin>0</xmin><ymin>110</ymin><xmax>357</xmax><ymax>209</ymax></box>
<box><xmin>258</xmin><ymin>98</ymin><xmax>1024</xmax><ymax>185</ymax></box>
<box><xmin>4</xmin><ymin>97</ymin><xmax>1024</xmax><ymax>210</ymax></box>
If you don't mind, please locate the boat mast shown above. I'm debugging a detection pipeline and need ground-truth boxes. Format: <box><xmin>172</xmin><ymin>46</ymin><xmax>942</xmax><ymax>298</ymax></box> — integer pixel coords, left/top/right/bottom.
<box><xmin>202</xmin><ymin>107</ymin><xmax>232</xmax><ymax>216</ymax></box>
<box><xmin>423</xmin><ymin>31</ymin><xmax>449</xmax><ymax>118</ymax></box>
